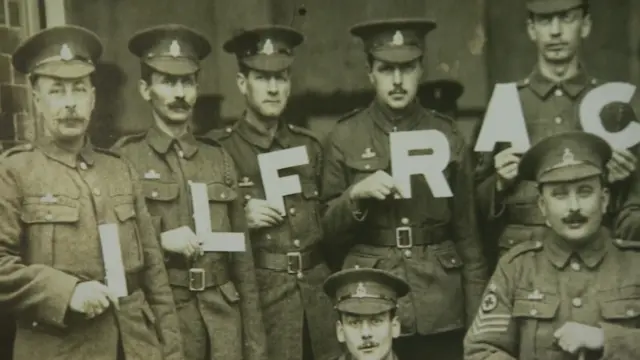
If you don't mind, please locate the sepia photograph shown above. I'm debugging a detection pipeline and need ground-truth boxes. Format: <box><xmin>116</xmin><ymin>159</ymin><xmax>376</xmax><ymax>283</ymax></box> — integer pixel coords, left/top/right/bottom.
<box><xmin>0</xmin><ymin>0</ymin><xmax>639</xmax><ymax>359</ymax></box>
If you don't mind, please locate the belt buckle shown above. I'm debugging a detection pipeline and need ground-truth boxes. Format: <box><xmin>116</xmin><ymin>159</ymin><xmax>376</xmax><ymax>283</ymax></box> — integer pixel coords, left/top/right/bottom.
<box><xmin>188</xmin><ymin>268</ymin><xmax>206</xmax><ymax>292</ymax></box>
<box><xmin>396</xmin><ymin>226</ymin><xmax>413</xmax><ymax>249</ymax></box>
<box><xmin>286</xmin><ymin>252</ymin><xmax>302</xmax><ymax>274</ymax></box>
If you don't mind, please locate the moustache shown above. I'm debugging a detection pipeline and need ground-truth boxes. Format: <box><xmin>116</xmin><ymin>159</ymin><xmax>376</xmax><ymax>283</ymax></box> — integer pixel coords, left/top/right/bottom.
<box><xmin>562</xmin><ymin>211</ymin><xmax>588</xmax><ymax>224</ymax></box>
<box><xmin>57</xmin><ymin>115</ymin><xmax>85</xmax><ymax>123</ymax></box>
<box><xmin>389</xmin><ymin>88</ymin><xmax>407</xmax><ymax>96</ymax></box>
<box><xmin>168</xmin><ymin>99</ymin><xmax>191</xmax><ymax>111</ymax></box>
<box><xmin>358</xmin><ymin>341</ymin><xmax>379</xmax><ymax>350</ymax></box>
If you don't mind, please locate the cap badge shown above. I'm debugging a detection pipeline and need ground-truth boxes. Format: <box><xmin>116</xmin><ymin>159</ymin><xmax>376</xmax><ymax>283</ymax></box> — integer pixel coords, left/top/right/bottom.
<box><xmin>354</xmin><ymin>282</ymin><xmax>370</xmax><ymax>298</ymax></box>
<box><xmin>391</xmin><ymin>30</ymin><xmax>404</xmax><ymax>46</ymax></box>
<box><xmin>60</xmin><ymin>44</ymin><xmax>73</xmax><ymax>61</ymax></box>
<box><xmin>261</xmin><ymin>39</ymin><xmax>275</xmax><ymax>56</ymax></box>
<box><xmin>561</xmin><ymin>148</ymin><xmax>578</xmax><ymax>166</ymax></box>
<box><xmin>169</xmin><ymin>40</ymin><xmax>181</xmax><ymax>58</ymax></box>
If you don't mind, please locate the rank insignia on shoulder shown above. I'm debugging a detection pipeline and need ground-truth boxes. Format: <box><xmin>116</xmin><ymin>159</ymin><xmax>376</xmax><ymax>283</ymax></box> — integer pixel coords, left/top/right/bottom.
<box><xmin>40</xmin><ymin>193</ymin><xmax>57</xmax><ymax>204</ymax></box>
<box><xmin>239</xmin><ymin>176</ymin><xmax>254</xmax><ymax>187</ymax></box>
<box><xmin>361</xmin><ymin>147</ymin><xmax>376</xmax><ymax>159</ymax></box>
<box><xmin>144</xmin><ymin>169</ymin><xmax>161</xmax><ymax>180</ymax></box>
<box><xmin>481</xmin><ymin>293</ymin><xmax>498</xmax><ymax>313</ymax></box>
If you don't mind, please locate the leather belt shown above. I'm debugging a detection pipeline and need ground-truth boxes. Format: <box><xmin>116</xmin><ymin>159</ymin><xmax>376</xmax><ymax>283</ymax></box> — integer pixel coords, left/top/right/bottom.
<box><xmin>255</xmin><ymin>247</ymin><xmax>323</xmax><ymax>274</ymax></box>
<box><xmin>166</xmin><ymin>264</ymin><xmax>230</xmax><ymax>292</ymax></box>
<box><xmin>367</xmin><ymin>226</ymin><xmax>446</xmax><ymax>248</ymax></box>
<box><xmin>506</xmin><ymin>205</ymin><xmax>546</xmax><ymax>225</ymax></box>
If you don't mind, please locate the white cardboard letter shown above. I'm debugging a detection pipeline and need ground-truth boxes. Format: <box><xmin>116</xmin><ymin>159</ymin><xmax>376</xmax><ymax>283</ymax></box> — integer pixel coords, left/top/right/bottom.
<box><xmin>390</xmin><ymin>130</ymin><xmax>453</xmax><ymax>199</ymax></box>
<box><xmin>189</xmin><ymin>182</ymin><xmax>246</xmax><ymax>252</ymax></box>
<box><xmin>98</xmin><ymin>223</ymin><xmax>128</xmax><ymax>298</ymax></box>
<box><xmin>258</xmin><ymin>146</ymin><xmax>309</xmax><ymax>213</ymax></box>
<box><xmin>580</xmin><ymin>82</ymin><xmax>640</xmax><ymax>149</ymax></box>
<box><xmin>474</xmin><ymin>83</ymin><xmax>530</xmax><ymax>152</ymax></box>
<box><xmin>190</xmin><ymin>182</ymin><xmax>212</xmax><ymax>234</ymax></box>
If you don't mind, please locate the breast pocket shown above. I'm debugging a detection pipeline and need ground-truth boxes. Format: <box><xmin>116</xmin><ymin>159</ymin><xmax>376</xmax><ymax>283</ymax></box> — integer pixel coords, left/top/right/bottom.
<box><xmin>512</xmin><ymin>290</ymin><xmax>560</xmax><ymax>358</ymax></box>
<box><xmin>141</xmin><ymin>181</ymin><xmax>179</xmax><ymax>223</ymax></box>
<box><xmin>207</xmin><ymin>183</ymin><xmax>236</xmax><ymax>231</ymax></box>
<box><xmin>111</xmin><ymin>191</ymin><xmax>144</xmax><ymax>271</ymax></box>
<box><xmin>20</xmin><ymin>197</ymin><xmax>80</xmax><ymax>266</ymax></box>
<box><xmin>599</xmin><ymin>286</ymin><xmax>640</xmax><ymax>328</ymax></box>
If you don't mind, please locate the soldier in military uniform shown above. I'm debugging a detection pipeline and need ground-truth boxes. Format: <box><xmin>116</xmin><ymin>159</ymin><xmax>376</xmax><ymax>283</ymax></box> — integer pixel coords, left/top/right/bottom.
<box><xmin>0</xmin><ymin>25</ymin><xmax>182</xmax><ymax>360</ymax></box>
<box><xmin>206</xmin><ymin>25</ymin><xmax>341</xmax><ymax>360</ymax></box>
<box><xmin>473</xmin><ymin>0</ymin><xmax>638</xmax><ymax>264</ymax></box>
<box><xmin>464</xmin><ymin>131</ymin><xmax>640</xmax><ymax>359</ymax></box>
<box><xmin>324</xmin><ymin>268</ymin><xmax>410</xmax><ymax>360</ymax></box>
<box><xmin>321</xmin><ymin>18</ymin><xmax>488</xmax><ymax>360</ymax></box>
<box><xmin>113</xmin><ymin>24</ymin><xmax>267</xmax><ymax>360</ymax></box>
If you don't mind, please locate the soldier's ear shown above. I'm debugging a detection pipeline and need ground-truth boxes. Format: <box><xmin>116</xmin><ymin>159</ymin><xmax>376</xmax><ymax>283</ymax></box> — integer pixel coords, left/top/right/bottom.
<box><xmin>537</xmin><ymin>193</ymin><xmax>547</xmax><ymax>218</ymax></box>
<box><xmin>236</xmin><ymin>72</ymin><xmax>248</xmax><ymax>96</ymax></box>
<box><xmin>600</xmin><ymin>182</ymin><xmax>610</xmax><ymax>214</ymax></box>
<box><xmin>138</xmin><ymin>79</ymin><xmax>151</xmax><ymax>101</ymax></box>
<box><xmin>336</xmin><ymin>320</ymin><xmax>346</xmax><ymax>343</ymax></box>
<box><xmin>580</xmin><ymin>13</ymin><xmax>592</xmax><ymax>39</ymax></box>
<box><xmin>31</xmin><ymin>88</ymin><xmax>41</xmax><ymax>112</ymax></box>
<box><xmin>526</xmin><ymin>19</ymin><xmax>537</xmax><ymax>42</ymax></box>
<box><xmin>391</xmin><ymin>316</ymin><xmax>401</xmax><ymax>338</ymax></box>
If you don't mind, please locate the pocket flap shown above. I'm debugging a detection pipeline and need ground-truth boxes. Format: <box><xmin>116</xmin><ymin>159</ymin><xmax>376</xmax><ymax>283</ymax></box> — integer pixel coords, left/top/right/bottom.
<box><xmin>434</xmin><ymin>244</ymin><xmax>464</xmax><ymax>269</ymax></box>
<box><xmin>207</xmin><ymin>183</ymin><xmax>237</xmax><ymax>202</ymax></box>
<box><xmin>114</xmin><ymin>203</ymin><xmax>136</xmax><ymax>222</ymax></box>
<box><xmin>301</xmin><ymin>182</ymin><xmax>320</xmax><ymax>199</ymax></box>
<box><xmin>220</xmin><ymin>281</ymin><xmax>240</xmax><ymax>304</ymax></box>
<box><xmin>343</xmin><ymin>253</ymin><xmax>380</xmax><ymax>269</ymax></box>
<box><xmin>21</xmin><ymin>203</ymin><xmax>79</xmax><ymax>224</ymax></box>
<box><xmin>512</xmin><ymin>291</ymin><xmax>559</xmax><ymax>319</ymax></box>
<box><xmin>600</xmin><ymin>298</ymin><xmax>640</xmax><ymax>320</ymax></box>
<box><xmin>142</xmin><ymin>181</ymin><xmax>179</xmax><ymax>201</ymax></box>
<box><xmin>345</xmin><ymin>157</ymin><xmax>389</xmax><ymax>172</ymax></box>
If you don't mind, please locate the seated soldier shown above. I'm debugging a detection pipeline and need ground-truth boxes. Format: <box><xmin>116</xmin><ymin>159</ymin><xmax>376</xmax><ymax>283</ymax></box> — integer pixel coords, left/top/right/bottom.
<box><xmin>323</xmin><ymin>267</ymin><xmax>410</xmax><ymax>360</ymax></box>
<box><xmin>465</xmin><ymin>131</ymin><xmax>640</xmax><ymax>359</ymax></box>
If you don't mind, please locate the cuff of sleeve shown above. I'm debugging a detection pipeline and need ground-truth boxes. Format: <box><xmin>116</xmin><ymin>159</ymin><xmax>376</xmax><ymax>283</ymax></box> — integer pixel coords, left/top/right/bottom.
<box><xmin>348</xmin><ymin>197</ymin><xmax>368</xmax><ymax>222</ymax></box>
<box><xmin>38</xmin><ymin>268</ymin><xmax>79</xmax><ymax>328</ymax></box>
<box><xmin>489</xmin><ymin>179</ymin><xmax>507</xmax><ymax>219</ymax></box>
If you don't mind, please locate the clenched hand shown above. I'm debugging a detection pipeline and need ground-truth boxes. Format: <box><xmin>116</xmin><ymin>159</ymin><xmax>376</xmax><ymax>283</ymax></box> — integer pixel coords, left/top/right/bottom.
<box><xmin>494</xmin><ymin>147</ymin><xmax>522</xmax><ymax>191</ymax></box>
<box><xmin>554</xmin><ymin>321</ymin><xmax>604</xmax><ymax>355</ymax></box>
<box><xmin>245</xmin><ymin>198</ymin><xmax>285</xmax><ymax>229</ymax></box>
<box><xmin>349</xmin><ymin>170</ymin><xmax>401</xmax><ymax>201</ymax></box>
<box><xmin>69</xmin><ymin>281</ymin><xmax>120</xmax><ymax>319</ymax></box>
<box><xmin>160</xmin><ymin>226</ymin><xmax>202</xmax><ymax>259</ymax></box>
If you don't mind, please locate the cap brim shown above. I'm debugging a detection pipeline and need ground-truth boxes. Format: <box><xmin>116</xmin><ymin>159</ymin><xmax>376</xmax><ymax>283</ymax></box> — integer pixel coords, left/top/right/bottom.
<box><xmin>336</xmin><ymin>299</ymin><xmax>396</xmax><ymax>315</ymax></box>
<box><xmin>32</xmin><ymin>61</ymin><xmax>95</xmax><ymax>79</ymax></box>
<box><xmin>538</xmin><ymin>163</ymin><xmax>602</xmax><ymax>183</ymax></box>
<box><xmin>526</xmin><ymin>2</ymin><xmax>583</xmax><ymax>14</ymax></box>
<box><xmin>128</xmin><ymin>24</ymin><xmax>211</xmax><ymax>60</ymax></box>
<box><xmin>350</xmin><ymin>18</ymin><xmax>437</xmax><ymax>38</ymax></box>
<box><xmin>371</xmin><ymin>47</ymin><xmax>422</xmax><ymax>63</ymax></box>
<box><xmin>12</xmin><ymin>25</ymin><xmax>103</xmax><ymax>75</ymax></box>
<box><xmin>145</xmin><ymin>57</ymin><xmax>199</xmax><ymax>75</ymax></box>
<box><xmin>242</xmin><ymin>55</ymin><xmax>293</xmax><ymax>72</ymax></box>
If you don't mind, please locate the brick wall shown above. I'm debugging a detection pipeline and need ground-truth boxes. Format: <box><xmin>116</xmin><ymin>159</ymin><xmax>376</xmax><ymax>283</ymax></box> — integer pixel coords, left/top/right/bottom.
<box><xmin>0</xmin><ymin>0</ymin><xmax>36</xmax><ymax>153</ymax></box>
